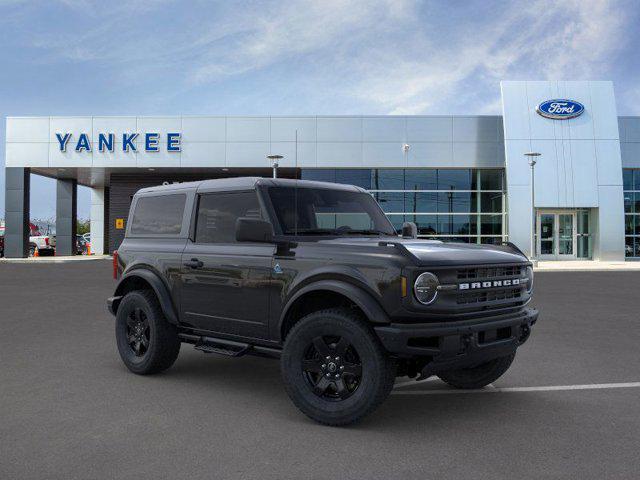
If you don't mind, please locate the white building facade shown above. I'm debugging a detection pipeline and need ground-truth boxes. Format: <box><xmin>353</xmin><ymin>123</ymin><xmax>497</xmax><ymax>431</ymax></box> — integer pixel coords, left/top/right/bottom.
<box><xmin>4</xmin><ymin>80</ymin><xmax>639</xmax><ymax>260</ymax></box>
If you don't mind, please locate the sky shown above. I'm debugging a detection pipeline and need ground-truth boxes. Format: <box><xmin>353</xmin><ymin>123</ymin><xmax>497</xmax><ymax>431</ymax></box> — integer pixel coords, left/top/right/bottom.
<box><xmin>0</xmin><ymin>0</ymin><xmax>639</xmax><ymax>220</ymax></box>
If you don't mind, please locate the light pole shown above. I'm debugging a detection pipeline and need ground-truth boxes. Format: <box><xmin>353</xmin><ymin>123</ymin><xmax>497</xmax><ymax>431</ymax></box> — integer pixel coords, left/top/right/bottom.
<box><xmin>525</xmin><ymin>152</ymin><xmax>541</xmax><ymax>263</ymax></box>
<box><xmin>267</xmin><ymin>155</ymin><xmax>283</xmax><ymax>179</ymax></box>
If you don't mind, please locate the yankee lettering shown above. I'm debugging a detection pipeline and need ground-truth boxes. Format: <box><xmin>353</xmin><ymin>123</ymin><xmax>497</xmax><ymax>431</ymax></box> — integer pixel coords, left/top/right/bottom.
<box><xmin>55</xmin><ymin>132</ymin><xmax>181</xmax><ymax>153</ymax></box>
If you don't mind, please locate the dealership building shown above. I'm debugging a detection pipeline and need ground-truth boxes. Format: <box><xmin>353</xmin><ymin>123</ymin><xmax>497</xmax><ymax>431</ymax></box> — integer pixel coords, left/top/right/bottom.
<box><xmin>4</xmin><ymin>80</ymin><xmax>640</xmax><ymax>260</ymax></box>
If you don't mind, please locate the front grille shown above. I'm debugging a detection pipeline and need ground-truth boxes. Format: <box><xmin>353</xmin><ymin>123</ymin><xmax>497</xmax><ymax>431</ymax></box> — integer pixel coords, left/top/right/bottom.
<box><xmin>457</xmin><ymin>265</ymin><xmax>523</xmax><ymax>281</ymax></box>
<box><xmin>457</xmin><ymin>287</ymin><xmax>522</xmax><ymax>305</ymax></box>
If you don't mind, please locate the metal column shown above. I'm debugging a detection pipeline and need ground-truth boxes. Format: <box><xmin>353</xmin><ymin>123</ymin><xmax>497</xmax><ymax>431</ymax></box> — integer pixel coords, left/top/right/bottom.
<box><xmin>55</xmin><ymin>179</ymin><xmax>77</xmax><ymax>256</ymax></box>
<box><xmin>4</xmin><ymin>168</ymin><xmax>30</xmax><ymax>258</ymax></box>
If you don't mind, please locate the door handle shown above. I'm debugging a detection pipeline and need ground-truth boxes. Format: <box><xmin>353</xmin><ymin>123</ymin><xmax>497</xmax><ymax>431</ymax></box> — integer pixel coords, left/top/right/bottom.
<box><xmin>184</xmin><ymin>258</ymin><xmax>204</xmax><ymax>269</ymax></box>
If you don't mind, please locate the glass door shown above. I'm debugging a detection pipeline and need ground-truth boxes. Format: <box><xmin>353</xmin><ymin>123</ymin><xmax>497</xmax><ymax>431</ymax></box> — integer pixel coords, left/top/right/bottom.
<box><xmin>536</xmin><ymin>210</ymin><xmax>577</xmax><ymax>260</ymax></box>
<box><xmin>538</xmin><ymin>213</ymin><xmax>555</xmax><ymax>259</ymax></box>
<box><xmin>557</xmin><ymin>213</ymin><xmax>575</xmax><ymax>258</ymax></box>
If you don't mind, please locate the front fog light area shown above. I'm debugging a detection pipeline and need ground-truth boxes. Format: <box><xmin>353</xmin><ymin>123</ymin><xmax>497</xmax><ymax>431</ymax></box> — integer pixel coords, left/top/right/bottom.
<box><xmin>414</xmin><ymin>272</ymin><xmax>440</xmax><ymax>305</ymax></box>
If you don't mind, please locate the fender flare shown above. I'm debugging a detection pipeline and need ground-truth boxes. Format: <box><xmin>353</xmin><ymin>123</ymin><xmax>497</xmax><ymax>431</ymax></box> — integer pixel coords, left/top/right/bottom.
<box><xmin>112</xmin><ymin>268</ymin><xmax>179</xmax><ymax>325</ymax></box>
<box><xmin>279</xmin><ymin>279</ymin><xmax>390</xmax><ymax>334</ymax></box>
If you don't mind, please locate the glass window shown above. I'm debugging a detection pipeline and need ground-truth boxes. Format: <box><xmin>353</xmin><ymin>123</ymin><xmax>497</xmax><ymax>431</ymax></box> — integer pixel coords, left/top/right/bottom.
<box><xmin>302</xmin><ymin>168</ymin><xmax>506</xmax><ymax>244</ymax></box>
<box><xmin>406</xmin><ymin>192</ymin><xmax>438</xmax><ymax>213</ymax></box>
<box><xmin>480</xmin><ymin>170</ymin><xmax>503</xmax><ymax>190</ymax></box>
<box><xmin>405</xmin><ymin>170</ymin><xmax>437</xmax><ymax>190</ymax></box>
<box><xmin>436</xmin><ymin>192</ymin><xmax>473</xmax><ymax>213</ymax></box>
<box><xmin>371</xmin><ymin>169</ymin><xmax>404</xmax><ymax>190</ymax></box>
<box><xmin>438</xmin><ymin>215</ymin><xmax>476</xmax><ymax>235</ymax></box>
<box><xmin>375</xmin><ymin>192</ymin><xmax>405</xmax><ymax>213</ymax></box>
<box><xmin>480</xmin><ymin>215</ymin><xmax>503</xmax><ymax>235</ymax></box>
<box><xmin>623</xmin><ymin>169</ymin><xmax>634</xmax><ymax>190</ymax></box>
<box><xmin>480</xmin><ymin>192</ymin><xmax>503</xmax><ymax>213</ymax></box>
<box><xmin>437</xmin><ymin>169</ymin><xmax>472</xmax><ymax>190</ymax></box>
<box><xmin>625</xmin><ymin>236</ymin><xmax>635</xmax><ymax>258</ymax></box>
<box><xmin>301</xmin><ymin>169</ymin><xmax>336</xmax><ymax>183</ymax></box>
<box><xmin>336</xmin><ymin>169</ymin><xmax>371</xmax><ymax>189</ymax></box>
<box><xmin>624</xmin><ymin>193</ymin><xmax>634</xmax><ymax>213</ymax></box>
<box><xmin>195</xmin><ymin>192</ymin><xmax>261</xmax><ymax>243</ymax></box>
<box><xmin>481</xmin><ymin>237</ymin><xmax>503</xmax><ymax>245</ymax></box>
<box><xmin>626</xmin><ymin>215</ymin><xmax>634</xmax><ymax>235</ymax></box>
<box><xmin>130</xmin><ymin>194</ymin><xmax>186</xmax><ymax>235</ymax></box>
<box><xmin>635</xmin><ymin>171</ymin><xmax>640</xmax><ymax>191</ymax></box>
<box><xmin>267</xmin><ymin>186</ymin><xmax>396</xmax><ymax>236</ymax></box>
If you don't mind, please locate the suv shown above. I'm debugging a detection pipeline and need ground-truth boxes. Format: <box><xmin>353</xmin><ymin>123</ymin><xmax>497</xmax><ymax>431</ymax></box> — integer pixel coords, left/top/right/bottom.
<box><xmin>108</xmin><ymin>178</ymin><xmax>538</xmax><ymax>425</ymax></box>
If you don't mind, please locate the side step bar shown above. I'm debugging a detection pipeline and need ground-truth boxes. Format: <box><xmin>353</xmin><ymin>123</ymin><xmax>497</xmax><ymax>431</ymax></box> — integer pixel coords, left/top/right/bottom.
<box><xmin>194</xmin><ymin>338</ymin><xmax>251</xmax><ymax>357</ymax></box>
<box><xmin>178</xmin><ymin>333</ymin><xmax>281</xmax><ymax>359</ymax></box>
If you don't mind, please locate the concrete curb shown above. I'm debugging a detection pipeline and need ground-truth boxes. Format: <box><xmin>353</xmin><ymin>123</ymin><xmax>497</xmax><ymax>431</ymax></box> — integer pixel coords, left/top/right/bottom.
<box><xmin>0</xmin><ymin>255</ymin><xmax>112</xmax><ymax>264</ymax></box>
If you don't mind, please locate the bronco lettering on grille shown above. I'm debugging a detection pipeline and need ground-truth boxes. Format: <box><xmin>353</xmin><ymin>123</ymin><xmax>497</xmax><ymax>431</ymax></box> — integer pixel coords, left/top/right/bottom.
<box><xmin>459</xmin><ymin>279</ymin><xmax>520</xmax><ymax>290</ymax></box>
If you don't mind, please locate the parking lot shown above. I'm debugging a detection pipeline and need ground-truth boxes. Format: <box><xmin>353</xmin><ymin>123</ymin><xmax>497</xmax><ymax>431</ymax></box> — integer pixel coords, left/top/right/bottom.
<box><xmin>1</xmin><ymin>261</ymin><xmax>639</xmax><ymax>479</ymax></box>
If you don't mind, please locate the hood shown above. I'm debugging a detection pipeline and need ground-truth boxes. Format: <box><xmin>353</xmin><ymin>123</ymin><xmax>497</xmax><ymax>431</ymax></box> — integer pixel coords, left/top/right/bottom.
<box><xmin>399</xmin><ymin>239</ymin><xmax>528</xmax><ymax>266</ymax></box>
<box><xmin>314</xmin><ymin>237</ymin><xmax>528</xmax><ymax>266</ymax></box>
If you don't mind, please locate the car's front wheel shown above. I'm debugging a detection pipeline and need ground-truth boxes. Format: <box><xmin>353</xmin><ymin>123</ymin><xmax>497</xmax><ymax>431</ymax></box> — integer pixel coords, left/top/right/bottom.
<box><xmin>281</xmin><ymin>308</ymin><xmax>395</xmax><ymax>426</ymax></box>
<box><xmin>437</xmin><ymin>352</ymin><xmax>515</xmax><ymax>389</ymax></box>
<box><xmin>115</xmin><ymin>290</ymin><xmax>181</xmax><ymax>375</ymax></box>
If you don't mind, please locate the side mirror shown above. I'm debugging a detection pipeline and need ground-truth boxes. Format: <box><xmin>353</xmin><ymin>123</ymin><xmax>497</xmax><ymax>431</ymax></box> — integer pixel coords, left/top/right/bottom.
<box><xmin>401</xmin><ymin>221</ymin><xmax>418</xmax><ymax>239</ymax></box>
<box><xmin>236</xmin><ymin>217</ymin><xmax>274</xmax><ymax>243</ymax></box>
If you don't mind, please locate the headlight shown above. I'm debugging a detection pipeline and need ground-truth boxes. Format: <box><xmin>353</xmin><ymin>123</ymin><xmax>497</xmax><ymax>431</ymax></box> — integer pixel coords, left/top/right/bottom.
<box><xmin>414</xmin><ymin>272</ymin><xmax>440</xmax><ymax>305</ymax></box>
<box><xmin>525</xmin><ymin>266</ymin><xmax>534</xmax><ymax>293</ymax></box>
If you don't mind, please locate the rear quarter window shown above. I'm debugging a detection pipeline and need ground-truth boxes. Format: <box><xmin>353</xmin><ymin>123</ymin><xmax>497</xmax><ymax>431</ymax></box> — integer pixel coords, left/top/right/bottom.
<box><xmin>130</xmin><ymin>194</ymin><xmax>186</xmax><ymax>235</ymax></box>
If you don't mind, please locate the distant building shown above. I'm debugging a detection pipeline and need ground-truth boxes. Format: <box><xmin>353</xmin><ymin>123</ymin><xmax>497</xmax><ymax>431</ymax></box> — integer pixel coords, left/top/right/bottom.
<box><xmin>3</xmin><ymin>81</ymin><xmax>639</xmax><ymax>260</ymax></box>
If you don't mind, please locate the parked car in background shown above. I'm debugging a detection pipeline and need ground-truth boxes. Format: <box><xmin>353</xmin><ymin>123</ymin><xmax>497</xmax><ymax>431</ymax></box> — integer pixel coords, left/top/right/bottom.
<box><xmin>0</xmin><ymin>226</ymin><xmax>4</xmax><ymax>257</ymax></box>
<box><xmin>76</xmin><ymin>235</ymin><xmax>88</xmax><ymax>255</ymax></box>
<box><xmin>29</xmin><ymin>223</ymin><xmax>55</xmax><ymax>256</ymax></box>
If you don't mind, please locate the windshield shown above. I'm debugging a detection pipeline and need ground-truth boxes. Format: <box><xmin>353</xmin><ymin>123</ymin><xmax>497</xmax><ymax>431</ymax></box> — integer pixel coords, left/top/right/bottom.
<box><xmin>267</xmin><ymin>186</ymin><xmax>396</xmax><ymax>236</ymax></box>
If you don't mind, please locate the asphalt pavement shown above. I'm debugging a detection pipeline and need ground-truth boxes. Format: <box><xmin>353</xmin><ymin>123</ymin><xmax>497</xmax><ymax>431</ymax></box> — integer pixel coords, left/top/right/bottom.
<box><xmin>1</xmin><ymin>261</ymin><xmax>639</xmax><ymax>479</ymax></box>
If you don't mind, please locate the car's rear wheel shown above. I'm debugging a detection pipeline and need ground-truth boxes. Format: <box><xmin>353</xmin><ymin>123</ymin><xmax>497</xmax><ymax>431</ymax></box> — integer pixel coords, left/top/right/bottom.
<box><xmin>115</xmin><ymin>290</ymin><xmax>180</xmax><ymax>375</ymax></box>
<box><xmin>281</xmin><ymin>308</ymin><xmax>395</xmax><ymax>426</ymax></box>
<box><xmin>437</xmin><ymin>352</ymin><xmax>515</xmax><ymax>389</ymax></box>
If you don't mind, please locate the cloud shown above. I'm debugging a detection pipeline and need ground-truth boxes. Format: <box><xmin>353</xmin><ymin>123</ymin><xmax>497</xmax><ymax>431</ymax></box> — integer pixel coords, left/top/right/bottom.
<box><xmin>349</xmin><ymin>0</ymin><xmax>630</xmax><ymax>114</ymax></box>
<box><xmin>6</xmin><ymin>0</ymin><xmax>635</xmax><ymax>114</ymax></box>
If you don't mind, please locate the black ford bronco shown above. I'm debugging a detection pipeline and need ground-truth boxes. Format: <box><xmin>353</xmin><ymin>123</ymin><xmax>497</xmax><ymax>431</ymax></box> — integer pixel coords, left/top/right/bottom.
<box><xmin>108</xmin><ymin>177</ymin><xmax>537</xmax><ymax>425</ymax></box>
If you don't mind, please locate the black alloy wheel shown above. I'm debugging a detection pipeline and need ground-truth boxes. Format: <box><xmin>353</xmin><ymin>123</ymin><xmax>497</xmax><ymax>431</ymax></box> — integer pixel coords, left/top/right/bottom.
<box><xmin>281</xmin><ymin>308</ymin><xmax>396</xmax><ymax>426</ymax></box>
<box><xmin>302</xmin><ymin>335</ymin><xmax>363</xmax><ymax>401</ymax></box>
<box><xmin>115</xmin><ymin>290</ymin><xmax>181</xmax><ymax>375</ymax></box>
<box><xmin>126</xmin><ymin>307</ymin><xmax>150</xmax><ymax>357</ymax></box>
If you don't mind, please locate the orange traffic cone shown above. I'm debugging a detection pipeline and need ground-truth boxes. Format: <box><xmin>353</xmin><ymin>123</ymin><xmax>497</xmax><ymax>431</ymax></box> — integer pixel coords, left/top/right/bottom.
<box><xmin>86</xmin><ymin>242</ymin><xmax>91</xmax><ymax>256</ymax></box>
<box><xmin>33</xmin><ymin>246</ymin><xmax>39</xmax><ymax>258</ymax></box>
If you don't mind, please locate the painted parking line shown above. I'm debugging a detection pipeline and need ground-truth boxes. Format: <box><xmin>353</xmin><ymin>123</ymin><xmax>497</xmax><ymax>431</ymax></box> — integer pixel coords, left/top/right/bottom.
<box><xmin>392</xmin><ymin>382</ymin><xmax>640</xmax><ymax>395</ymax></box>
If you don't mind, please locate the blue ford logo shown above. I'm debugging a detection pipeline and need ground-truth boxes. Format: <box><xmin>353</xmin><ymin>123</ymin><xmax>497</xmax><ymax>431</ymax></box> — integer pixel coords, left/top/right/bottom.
<box><xmin>536</xmin><ymin>99</ymin><xmax>584</xmax><ymax>120</ymax></box>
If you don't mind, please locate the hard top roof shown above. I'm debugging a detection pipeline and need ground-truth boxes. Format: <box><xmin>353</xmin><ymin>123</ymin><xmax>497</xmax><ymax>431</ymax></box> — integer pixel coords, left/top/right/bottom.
<box><xmin>134</xmin><ymin>177</ymin><xmax>365</xmax><ymax>195</ymax></box>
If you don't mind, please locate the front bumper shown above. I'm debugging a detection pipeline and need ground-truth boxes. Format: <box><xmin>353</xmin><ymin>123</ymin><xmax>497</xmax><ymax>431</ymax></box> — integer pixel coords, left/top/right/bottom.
<box><xmin>374</xmin><ymin>307</ymin><xmax>538</xmax><ymax>374</ymax></box>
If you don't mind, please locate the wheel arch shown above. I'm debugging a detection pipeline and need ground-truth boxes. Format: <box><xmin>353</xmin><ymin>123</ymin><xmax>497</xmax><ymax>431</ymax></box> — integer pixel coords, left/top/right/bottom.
<box><xmin>112</xmin><ymin>269</ymin><xmax>179</xmax><ymax>325</ymax></box>
<box><xmin>279</xmin><ymin>280</ymin><xmax>390</xmax><ymax>341</ymax></box>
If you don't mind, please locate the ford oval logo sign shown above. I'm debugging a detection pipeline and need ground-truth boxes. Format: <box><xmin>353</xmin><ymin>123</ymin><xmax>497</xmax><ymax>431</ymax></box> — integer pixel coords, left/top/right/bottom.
<box><xmin>536</xmin><ymin>99</ymin><xmax>584</xmax><ymax>120</ymax></box>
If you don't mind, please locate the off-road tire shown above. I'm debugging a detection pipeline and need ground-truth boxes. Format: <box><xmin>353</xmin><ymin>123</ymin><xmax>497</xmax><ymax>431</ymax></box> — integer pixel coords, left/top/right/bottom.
<box><xmin>281</xmin><ymin>308</ymin><xmax>395</xmax><ymax>426</ymax></box>
<box><xmin>438</xmin><ymin>352</ymin><xmax>515</xmax><ymax>389</ymax></box>
<box><xmin>115</xmin><ymin>290</ymin><xmax>181</xmax><ymax>375</ymax></box>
